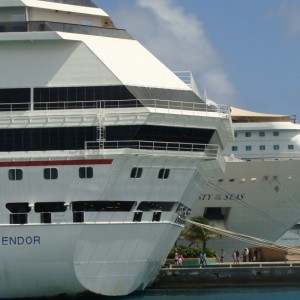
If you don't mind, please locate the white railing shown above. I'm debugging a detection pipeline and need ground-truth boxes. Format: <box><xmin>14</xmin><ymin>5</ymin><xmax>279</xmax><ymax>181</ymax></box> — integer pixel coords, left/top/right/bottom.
<box><xmin>173</xmin><ymin>71</ymin><xmax>200</xmax><ymax>96</ymax></box>
<box><xmin>233</xmin><ymin>152</ymin><xmax>300</xmax><ymax>161</ymax></box>
<box><xmin>0</xmin><ymin>99</ymin><xmax>230</xmax><ymax>115</ymax></box>
<box><xmin>85</xmin><ymin>140</ymin><xmax>221</xmax><ymax>159</ymax></box>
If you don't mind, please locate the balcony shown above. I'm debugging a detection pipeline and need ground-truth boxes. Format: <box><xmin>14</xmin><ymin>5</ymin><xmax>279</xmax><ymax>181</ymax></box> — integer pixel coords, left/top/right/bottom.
<box><xmin>0</xmin><ymin>21</ymin><xmax>128</xmax><ymax>38</ymax></box>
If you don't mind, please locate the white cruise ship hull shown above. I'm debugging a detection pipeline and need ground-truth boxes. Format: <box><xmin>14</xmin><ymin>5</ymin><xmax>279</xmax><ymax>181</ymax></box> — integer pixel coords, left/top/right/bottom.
<box><xmin>0</xmin><ymin>0</ymin><xmax>233</xmax><ymax>297</ymax></box>
<box><xmin>193</xmin><ymin>158</ymin><xmax>300</xmax><ymax>255</ymax></box>
<box><xmin>0</xmin><ymin>150</ymin><xmax>225</xmax><ymax>298</ymax></box>
<box><xmin>0</xmin><ymin>222</ymin><xmax>180</xmax><ymax>298</ymax></box>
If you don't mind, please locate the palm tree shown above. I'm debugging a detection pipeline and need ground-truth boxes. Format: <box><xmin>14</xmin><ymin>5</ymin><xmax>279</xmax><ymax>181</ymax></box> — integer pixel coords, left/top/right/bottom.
<box><xmin>180</xmin><ymin>216</ymin><xmax>222</xmax><ymax>250</ymax></box>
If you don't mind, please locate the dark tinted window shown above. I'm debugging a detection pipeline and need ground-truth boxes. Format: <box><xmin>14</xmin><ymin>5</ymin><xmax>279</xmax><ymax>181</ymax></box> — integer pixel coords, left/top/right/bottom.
<box><xmin>6</xmin><ymin>202</ymin><xmax>30</xmax><ymax>213</ymax></box>
<box><xmin>72</xmin><ymin>201</ymin><xmax>135</xmax><ymax>212</ymax></box>
<box><xmin>34</xmin><ymin>202</ymin><xmax>66</xmax><ymax>212</ymax></box>
<box><xmin>44</xmin><ymin>168</ymin><xmax>58</xmax><ymax>179</ymax></box>
<box><xmin>8</xmin><ymin>169</ymin><xmax>23</xmax><ymax>180</ymax></box>
<box><xmin>79</xmin><ymin>167</ymin><xmax>93</xmax><ymax>178</ymax></box>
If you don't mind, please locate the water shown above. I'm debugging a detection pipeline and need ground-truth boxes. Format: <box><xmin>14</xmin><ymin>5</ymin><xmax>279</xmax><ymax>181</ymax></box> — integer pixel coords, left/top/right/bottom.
<box><xmin>62</xmin><ymin>286</ymin><xmax>300</xmax><ymax>300</ymax></box>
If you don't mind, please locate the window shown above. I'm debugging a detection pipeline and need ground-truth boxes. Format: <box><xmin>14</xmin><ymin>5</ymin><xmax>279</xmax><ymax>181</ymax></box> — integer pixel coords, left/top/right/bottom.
<box><xmin>273</xmin><ymin>145</ymin><xmax>280</xmax><ymax>150</ymax></box>
<box><xmin>81</xmin><ymin>19</ymin><xmax>92</xmax><ymax>26</ymax></box>
<box><xmin>0</xmin><ymin>126</ymin><xmax>97</xmax><ymax>152</ymax></box>
<box><xmin>44</xmin><ymin>168</ymin><xmax>58</xmax><ymax>180</ymax></box>
<box><xmin>245</xmin><ymin>132</ymin><xmax>251</xmax><ymax>137</ymax></box>
<box><xmin>288</xmin><ymin>145</ymin><xmax>294</xmax><ymax>150</ymax></box>
<box><xmin>6</xmin><ymin>203</ymin><xmax>30</xmax><ymax>213</ymax></box>
<box><xmin>232</xmin><ymin>146</ymin><xmax>238</xmax><ymax>151</ymax></box>
<box><xmin>73</xmin><ymin>211</ymin><xmax>84</xmax><ymax>223</ymax></box>
<box><xmin>133</xmin><ymin>212</ymin><xmax>143</xmax><ymax>222</ymax></box>
<box><xmin>152</xmin><ymin>212</ymin><xmax>161</xmax><ymax>222</ymax></box>
<box><xmin>137</xmin><ymin>201</ymin><xmax>175</xmax><ymax>212</ymax></box>
<box><xmin>130</xmin><ymin>167</ymin><xmax>143</xmax><ymax>178</ymax></box>
<box><xmin>11</xmin><ymin>13</ymin><xmax>26</xmax><ymax>22</ymax></box>
<box><xmin>0</xmin><ymin>88</ymin><xmax>30</xmax><ymax>111</ymax></box>
<box><xmin>79</xmin><ymin>167</ymin><xmax>93</xmax><ymax>178</ymax></box>
<box><xmin>6</xmin><ymin>202</ymin><xmax>30</xmax><ymax>225</ymax></box>
<box><xmin>234</xmin><ymin>132</ymin><xmax>238</xmax><ymax>138</ymax></box>
<box><xmin>8</xmin><ymin>169</ymin><xmax>23</xmax><ymax>180</ymax></box>
<box><xmin>259</xmin><ymin>131</ymin><xmax>265</xmax><ymax>137</ymax></box>
<box><xmin>72</xmin><ymin>201</ymin><xmax>135</xmax><ymax>212</ymax></box>
<box><xmin>273</xmin><ymin>131</ymin><xmax>279</xmax><ymax>137</ymax></box>
<box><xmin>40</xmin><ymin>212</ymin><xmax>51</xmax><ymax>224</ymax></box>
<box><xmin>245</xmin><ymin>146</ymin><xmax>252</xmax><ymax>151</ymax></box>
<box><xmin>10</xmin><ymin>214</ymin><xmax>27</xmax><ymax>224</ymax></box>
<box><xmin>158</xmin><ymin>168</ymin><xmax>170</xmax><ymax>179</ymax></box>
<box><xmin>34</xmin><ymin>202</ymin><xmax>66</xmax><ymax>213</ymax></box>
<box><xmin>259</xmin><ymin>145</ymin><xmax>266</xmax><ymax>151</ymax></box>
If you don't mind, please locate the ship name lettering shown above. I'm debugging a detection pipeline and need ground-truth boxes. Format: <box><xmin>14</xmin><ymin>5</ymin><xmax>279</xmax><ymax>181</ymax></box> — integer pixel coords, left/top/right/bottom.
<box><xmin>224</xmin><ymin>193</ymin><xmax>245</xmax><ymax>201</ymax></box>
<box><xmin>198</xmin><ymin>194</ymin><xmax>212</xmax><ymax>200</ymax></box>
<box><xmin>199</xmin><ymin>193</ymin><xmax>245</xmax><ymax>201</ymax></box>
<box><xmin>1</xmin><ymin>236</ymin><xmax>41</xmax><ymax>246</ymax></box>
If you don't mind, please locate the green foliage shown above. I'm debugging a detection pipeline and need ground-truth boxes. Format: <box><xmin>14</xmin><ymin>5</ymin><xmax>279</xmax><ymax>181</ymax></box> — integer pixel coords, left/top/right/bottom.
<box><xmin>179</xmin><ymin>215</ymin><xmax>222</xmax><ymax>250</ymax></box>
<box><xmin>167</xmin><ymin>244</ymin><xmax>216</xmax><ymax>258</ymax></box>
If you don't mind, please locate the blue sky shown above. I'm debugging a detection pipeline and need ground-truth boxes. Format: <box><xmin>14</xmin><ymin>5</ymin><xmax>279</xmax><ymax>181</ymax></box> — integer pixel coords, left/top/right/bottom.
<box><xmin>93</xmin><ymin>0</ymin><xmax>300</xmax><ymax>118</ymax></box>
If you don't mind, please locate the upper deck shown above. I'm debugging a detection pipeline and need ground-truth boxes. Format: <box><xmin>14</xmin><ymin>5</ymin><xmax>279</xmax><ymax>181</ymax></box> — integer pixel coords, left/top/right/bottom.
<box><xmin>0</xmin><ymin>0</ymin><xmax>123</xmax><ymax>37</ymax></box>
<box><xmin>225</xmin><ymin>107</ymin><xmax>300</xmax><ymax>160</ymax></box>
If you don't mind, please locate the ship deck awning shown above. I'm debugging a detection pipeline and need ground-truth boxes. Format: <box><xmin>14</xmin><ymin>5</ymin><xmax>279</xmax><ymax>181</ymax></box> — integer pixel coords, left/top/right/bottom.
<box><xmin>231</xmin><ymin>107</ymin><xmax>291</xmax><ymax>123</ymax></box>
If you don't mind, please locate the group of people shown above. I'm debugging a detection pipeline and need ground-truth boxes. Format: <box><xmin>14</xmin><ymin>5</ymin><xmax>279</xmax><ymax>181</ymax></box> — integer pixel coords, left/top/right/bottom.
<box><xmin>173</xmin><ymin>248</ymin><xmax>263</xmax><ymax>266</ymax></box>
<box><xmin>231</xmin><ymin>249</ymin><xmax>240</xmax><ymax>264</ymax></box>
<box><xmin>174</xmin><ymin>252</ymin><xmax>207</xmax><ymax>267</ymax></box>
<box><xmin>174</xmin><ymin>253</ymin><xmax>184</xmax><ymax>266</ymax></box>
<box><xmin>231</xmin><ymin>248</ymin><xmax>261</xmax><ymax>263</ymax></box>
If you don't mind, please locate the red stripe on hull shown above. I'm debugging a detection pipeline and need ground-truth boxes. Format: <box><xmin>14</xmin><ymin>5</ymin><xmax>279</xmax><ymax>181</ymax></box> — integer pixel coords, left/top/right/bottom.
<box><xmin>0</xmin><ymin>159</ymin><xmax>113</xmax><ymax>167</ymax></box>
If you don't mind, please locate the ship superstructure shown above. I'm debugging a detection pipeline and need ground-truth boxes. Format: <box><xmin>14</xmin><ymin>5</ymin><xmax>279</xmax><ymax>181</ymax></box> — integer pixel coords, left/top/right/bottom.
<box><xmin>192</xmin><ymin>107</ymin><xmax>300</xmax><ymax>259</ymax></box>
<box><xmin>0</xmin><ymin>0</ymin><xmax>232</xmax><ymax>297</ymax></box>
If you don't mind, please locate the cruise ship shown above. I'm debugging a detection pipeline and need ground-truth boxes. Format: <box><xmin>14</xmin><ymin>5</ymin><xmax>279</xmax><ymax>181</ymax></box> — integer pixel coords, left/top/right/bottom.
<box><xmin>192</xmin><ymin>106</ymin><xmax>300</xmax><ymax>259</ymax></box>
<box><xmin>0</xmin><ymin>0</ymin><xmax>233</xmax><ymax>297</ymax></box>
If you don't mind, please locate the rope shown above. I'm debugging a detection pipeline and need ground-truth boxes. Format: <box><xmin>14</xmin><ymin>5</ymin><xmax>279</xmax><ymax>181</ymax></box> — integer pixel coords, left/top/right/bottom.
<box><xmin>206</xmin><ymin>180</ymin><xmax>287</xmax><ymax>227</ymax></box>
<box><xmin>183</xmin><ymin>217</ymin><xmax>300</xmax><ymax>255</ymax></box>
<box><xmin>267</xmin><ymin>177</ymin><xmax>300</xmax><ymax>215</ymax></box>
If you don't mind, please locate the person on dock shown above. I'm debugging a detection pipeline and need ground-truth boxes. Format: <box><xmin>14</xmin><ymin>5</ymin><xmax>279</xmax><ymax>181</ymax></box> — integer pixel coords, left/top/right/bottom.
<box><xmin>236</xmin><ymin>249</ymin><xmax>240</xmax><ymax>264</ymax></box>
<box><xmin>243</xmin><ymin>248</ymin><xmax>249</xmax><ymax>262</ymax></box>
<box><xmin>285</xmin><ymin>251</ymin><xmax>288</xmax><ymax>264</ymax></box>
<box><xmin>199</xmin><ymin>252</ymin><xmax>207</xmax><ymax>267</ymax></box>
<box><xmin>232</xmin><ymin>250</ymin><xmax>237</xmax><ymax>264</ymax></box>
<box><xmin>220</xmin><ymin>249</ymin><xmax>225</xmax><ymax>263</ymax></box>
<box><xmin>174</xmin><ymin>253</ymin><xmax>179</xmax><ymax>266</ymax></box>
<box><xmin>178</xmin><ymin>254</ymin><xmax>184</xmax><ymax>266</ymax></box>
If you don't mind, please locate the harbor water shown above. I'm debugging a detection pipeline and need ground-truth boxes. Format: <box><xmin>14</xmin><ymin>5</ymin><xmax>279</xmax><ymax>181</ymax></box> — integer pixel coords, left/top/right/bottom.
<box><xmin>49</xmin><ymin>286</ymin><xmax>300</xmax><ymax>300</ymax></box>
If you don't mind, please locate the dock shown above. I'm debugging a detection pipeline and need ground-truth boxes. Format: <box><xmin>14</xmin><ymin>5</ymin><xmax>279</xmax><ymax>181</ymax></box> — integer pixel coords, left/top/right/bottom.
<box><xmin>151</xmin><ymin>261</ymin><xmax>300</xmax><ymax>289</ymax></box>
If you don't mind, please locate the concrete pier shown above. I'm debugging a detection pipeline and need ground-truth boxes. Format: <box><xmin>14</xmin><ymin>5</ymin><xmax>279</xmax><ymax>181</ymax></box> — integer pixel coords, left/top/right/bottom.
<box><xmin>151</xmin><ymin>262</ymin><xmax>300</xmax><ymax>289</ymax></box>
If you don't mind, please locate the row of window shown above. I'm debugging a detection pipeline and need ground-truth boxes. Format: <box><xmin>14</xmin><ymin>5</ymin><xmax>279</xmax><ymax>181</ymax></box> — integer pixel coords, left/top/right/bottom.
<box><xmin>0</xmin><ymin>85</ymin><xmax>201</xmax><ymax>112</ymax></box>
<box><xmin>6</xmin><ymin>201</ymin><xmax>177</xmax><ymax>214</ymax></box>
<box><xmin>130</xmin><ymin>168</ymin><xmax>170</xmax><ymax>179</ymax></box>
<box><xmin>232</xmin><ymin>145</ymin><xmax>294</xmax><ymax>152</ymax></box>
<box><xmin>8</xmin><ymin>167</ymin><xmax>94</xmax><ymax>181</ymax></box>
<box><xmin>5</xmin><ymin>200</ymin><xmax>179</xmax><ymax>224</ymax></box>
<box><xmin>0</xmin><ymin>125</ymin><xmax>213</xmax><ymax>152</ymax></box>
<box><xmin>235</xmin><ymin>131</ymin><xmax>280</xmax><ymax>138</ymax></box>
<box><xmin>7</xmin><ymin>167</ymin><xmax>171</xmax><ymax>181</ymax></box>
<box><xmin>9</xmin><ymin>210</ymin><xmax>163</xmax><ymax>224</ymax></box>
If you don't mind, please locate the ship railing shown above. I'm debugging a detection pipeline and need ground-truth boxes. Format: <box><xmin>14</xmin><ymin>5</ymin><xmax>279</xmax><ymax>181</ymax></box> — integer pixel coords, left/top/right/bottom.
<box><xmin>173</xmin><ymin>71</ymin><xmax>200</xmax><ymax>96</ymax></box>
<box><xmin>85</xmin><ymin>140</ymin><xmax>221</xmax><ymax>158</ymax></box>
<box><xmin>0</xmin><ymin>21</ymin><xmax>129</xmax><ymax>38</ymax></box>
<box><xmin>0</xmin><ymin>99</ymin><xmax>230</xmax><ymax>115</ymax></box>
<box><xmin>237</xmin><ymin>152</ymin><xmax>300</xmax><ymax>161</ymax></box>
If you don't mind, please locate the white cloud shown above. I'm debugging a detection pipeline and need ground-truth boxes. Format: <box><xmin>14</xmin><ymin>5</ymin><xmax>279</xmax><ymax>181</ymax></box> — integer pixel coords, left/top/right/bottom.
<box><xmin>96</xmin><ymin>0</ymin><xmax>237</xmax><ymax>104</ymax></box>
<box><xmin>278</xmin><ymin>0</ymin><xmax>300</xmax><ymax>36</ymax></box>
